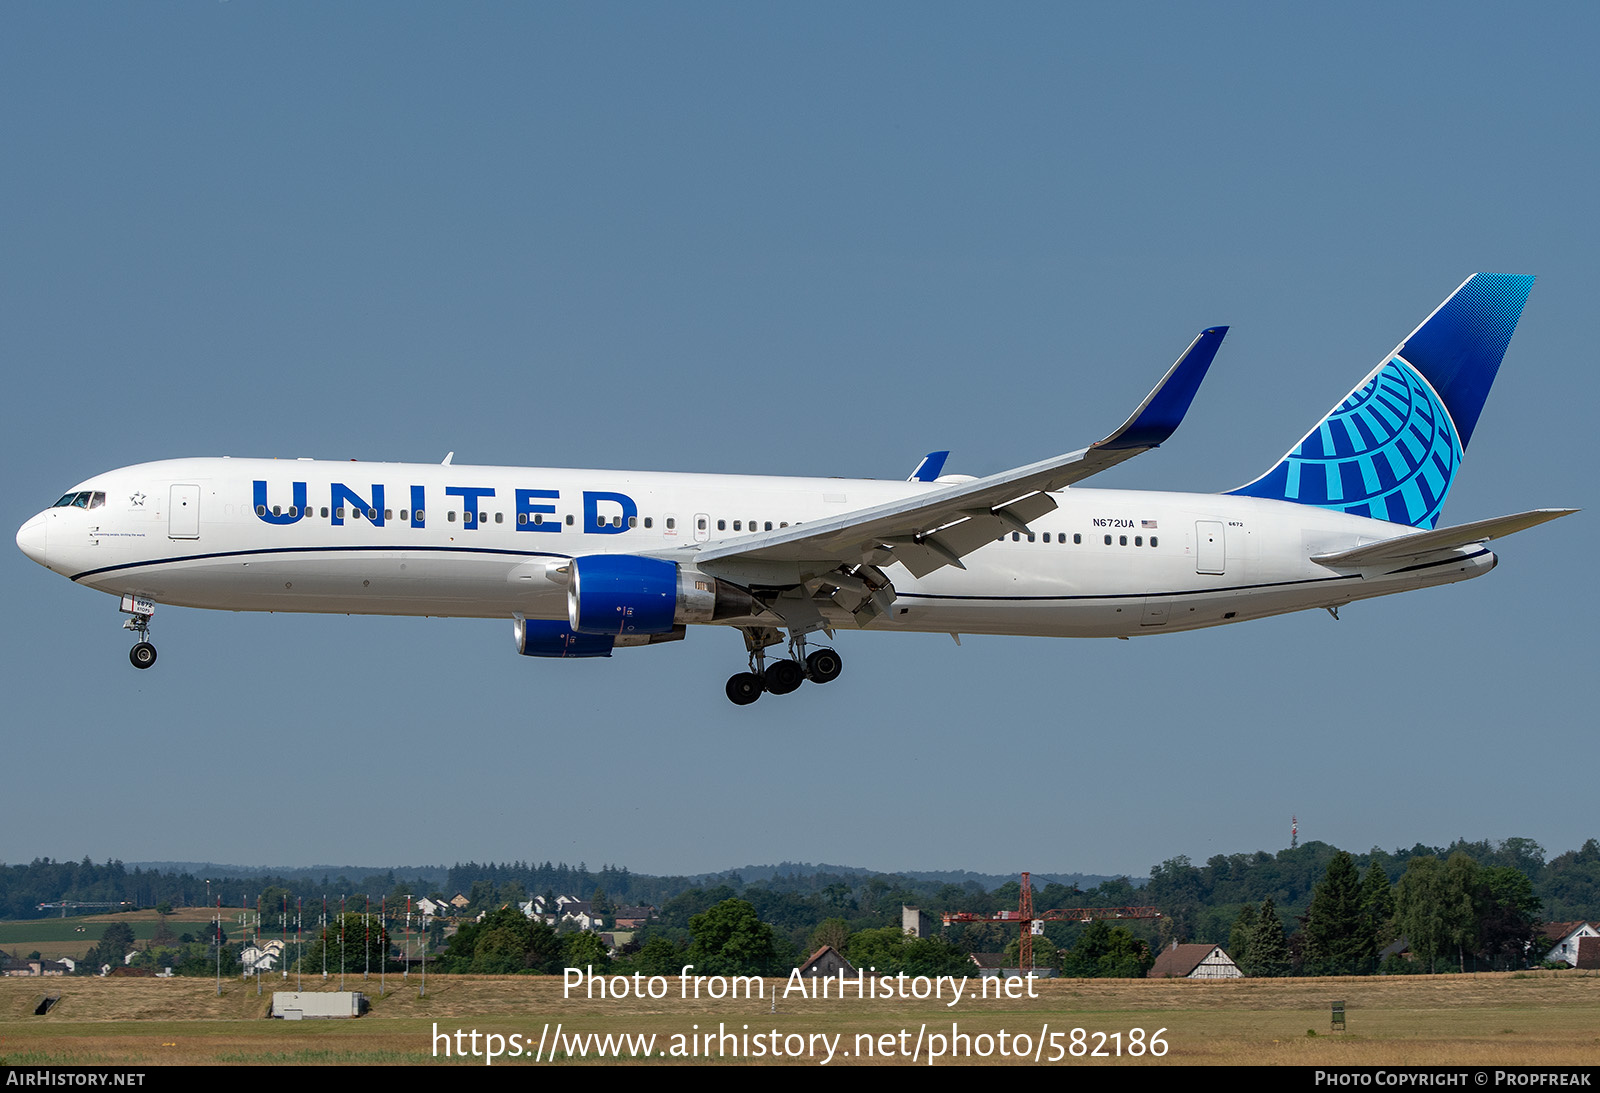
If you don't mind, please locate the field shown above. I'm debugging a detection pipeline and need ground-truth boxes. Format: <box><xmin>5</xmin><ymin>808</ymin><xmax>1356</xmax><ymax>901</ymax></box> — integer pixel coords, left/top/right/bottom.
<box><xmin>2</xmin><ymin>969</ymin><xmax>1597</xmax><ymax>1066</ymax></box>
<box><xmin>0</xmin><ymin>909</ymin><xmax>230</xmax><ymax>960</ymax></box>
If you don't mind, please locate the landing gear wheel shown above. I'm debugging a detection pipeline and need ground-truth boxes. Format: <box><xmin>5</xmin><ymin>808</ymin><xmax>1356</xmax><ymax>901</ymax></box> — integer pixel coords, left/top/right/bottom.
<box><xmin>805</xmin><ymin>648</ymin><xmax>843</xmax><ymax>684</ymax></box>
<box><xmin>725</xmin><ymin>672</ymin><xmax>763</xmax><ymax>705</ymax></box>
<box><xmin>129</xmin><ymin>642</ymin><xmax>158</xmax><ymax>670</ymax></box>
<box><xmin>763</xmin><ymin>659</ymin><xmax>804</xmax><ymax>695</ymax></box>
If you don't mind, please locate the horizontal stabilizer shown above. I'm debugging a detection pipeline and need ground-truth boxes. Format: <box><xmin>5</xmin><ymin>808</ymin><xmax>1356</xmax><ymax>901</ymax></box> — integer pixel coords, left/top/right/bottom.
<box><xmin>1311</xmin><ymin>508</ymin><xmax>1576</xmax><ymax>568</ymax></box>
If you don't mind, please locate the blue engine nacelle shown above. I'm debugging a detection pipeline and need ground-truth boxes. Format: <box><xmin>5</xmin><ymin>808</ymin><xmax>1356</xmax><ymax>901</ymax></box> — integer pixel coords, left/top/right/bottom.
<box><xmin>569</xmin><ymin>555</ymin><xmax>681</xmax><ymax>635</ymax></box>
<box><xmin>565</xmin><ymin>554</ymin><xmax>755</xmax><ymax>636</ymax></box>
<box><xmin>513</xmin><ymin>617</ymin><xmax>616</xmax><ymax>658</ymax></box>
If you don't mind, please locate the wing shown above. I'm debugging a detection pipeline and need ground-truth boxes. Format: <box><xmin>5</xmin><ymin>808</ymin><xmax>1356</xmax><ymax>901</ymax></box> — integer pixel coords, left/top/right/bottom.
<box><xmin>656</xmin><ymin>327</ymin><xmax>1227</xmax><ymax>625</ymax></box>
<box><xmin>1310</xmin><ymin>508</ymin><xmax>1577</xmax><ymax>569</ymax></box>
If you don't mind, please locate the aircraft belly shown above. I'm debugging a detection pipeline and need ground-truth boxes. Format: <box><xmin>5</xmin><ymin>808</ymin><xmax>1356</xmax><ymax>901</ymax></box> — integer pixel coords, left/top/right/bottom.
<box><xmin>80</xmin><ymin>549</ymin><xmax>569</xmax><ymax>619</ymax></box>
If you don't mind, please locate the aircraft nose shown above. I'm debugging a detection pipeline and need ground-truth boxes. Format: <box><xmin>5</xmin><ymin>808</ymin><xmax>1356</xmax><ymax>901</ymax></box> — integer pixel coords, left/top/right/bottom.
<box><xmin>16</xmin><ymin>512</ymin><xmax>50</xmax><ymax>569</ymax></box>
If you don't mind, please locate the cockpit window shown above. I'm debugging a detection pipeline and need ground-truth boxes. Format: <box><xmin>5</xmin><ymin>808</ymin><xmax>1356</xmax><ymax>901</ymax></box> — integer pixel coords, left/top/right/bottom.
<box><xmin>52</xmin><ymin>491</ymin><xmax>106</xmax><ymax>509</ymax></box>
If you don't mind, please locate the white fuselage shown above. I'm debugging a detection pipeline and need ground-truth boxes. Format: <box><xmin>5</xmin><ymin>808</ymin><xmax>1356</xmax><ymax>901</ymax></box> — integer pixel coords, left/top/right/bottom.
<box><xmin>17</xmin><ymin>456</ymin><xmax>1496</xmax><ymax>640</ymax></box>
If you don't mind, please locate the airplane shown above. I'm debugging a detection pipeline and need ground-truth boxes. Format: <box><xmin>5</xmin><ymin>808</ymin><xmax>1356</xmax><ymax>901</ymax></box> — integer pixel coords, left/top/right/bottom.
<box><xmin>16</xmin><ymin>273</ymin><xmax>1574</xmax><ymax>705</ymax></box>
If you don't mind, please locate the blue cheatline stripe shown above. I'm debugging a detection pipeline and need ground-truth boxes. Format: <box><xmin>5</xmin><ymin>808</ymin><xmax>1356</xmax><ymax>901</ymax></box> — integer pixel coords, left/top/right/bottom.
<box><xmin>69</xmin><ymin>544</ymin><xmax>573</xmax><ymax>583</ymax></box>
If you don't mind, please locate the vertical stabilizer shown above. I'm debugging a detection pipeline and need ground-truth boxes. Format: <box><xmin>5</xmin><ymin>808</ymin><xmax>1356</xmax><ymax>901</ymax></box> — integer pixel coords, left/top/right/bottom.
<box><xmin>1228</xmin><ymin>274</ymin><xmax>1534</xmax><ymax>528</ymax></box>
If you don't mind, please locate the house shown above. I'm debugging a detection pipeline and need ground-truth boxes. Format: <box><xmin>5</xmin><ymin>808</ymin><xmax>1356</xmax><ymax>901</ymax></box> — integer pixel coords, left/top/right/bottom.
<box><xmin>1148</xmin><ymin>942</ymin><xmax>1242</xmax><ymax>979</ymax></box>
<box><xmin>797</xmin><ymin>945</ymin><xmax>855</xmax><ymax>977</ymax></box>
<box><xmin>1541</xmin><ymin>922</ymin><xmax>1599</xmax><ymax>968</ymax></box>
<box><xmin>241</xmin><ymin>940</ymin><xmax>286</xmax><ymax>974</ymax></box>
<box><xmin>614</xmin><ymin>906</ymin><xmax>654</xmax><ymax>929</ymax></box>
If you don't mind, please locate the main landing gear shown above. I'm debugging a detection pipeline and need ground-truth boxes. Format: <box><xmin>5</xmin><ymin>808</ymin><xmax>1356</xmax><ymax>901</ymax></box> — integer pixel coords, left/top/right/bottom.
<box><xmin>725</xmin><ymin>627</ymin><xmax>843</xmax><ymax>705</ymax></box>
<box><xmin>120</xmin><ymin>595</ymin><xmax>157</xmax><ymax>670</ymax></box>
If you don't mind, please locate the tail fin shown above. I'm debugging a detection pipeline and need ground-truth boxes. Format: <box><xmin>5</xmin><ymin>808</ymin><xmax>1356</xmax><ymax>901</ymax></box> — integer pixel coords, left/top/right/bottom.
<box><xmin>1228</xmin><ymin>273</ymin><xmax>1535</xmax><ymax>528</ymax></box>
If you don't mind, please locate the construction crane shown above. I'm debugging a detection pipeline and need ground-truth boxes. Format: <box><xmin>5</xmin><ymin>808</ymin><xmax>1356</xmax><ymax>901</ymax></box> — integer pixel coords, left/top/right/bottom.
<box><xmin>941</xmin><ymin>872</ymin><xmax>1163</xmax><ymax>971</ymax></box>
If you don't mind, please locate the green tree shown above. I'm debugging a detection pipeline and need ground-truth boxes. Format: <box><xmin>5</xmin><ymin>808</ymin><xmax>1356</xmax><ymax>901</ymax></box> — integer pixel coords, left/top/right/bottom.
<box><xmin>809</xmin><ymin>917</ymin><xmax>851</xmax><ymax>956</ymax></box>
<box><xmin>1061</xmin><ymin>922</ymin><xmax>1152</xmax><ymax>978</ymax></box>
<box><xmin>1303</xmin><ymin>851</ymin><xmax>1374</xmax><ymax>975</ymax></box>
<box><xmin>686</xmin><ymin>899</ymin><xmax>778</xmax><ymax>976</ymax></box>
<box><xmin>1361</xmin><ymin>861</ymin><xmax>1396</xmax><ymax>950</ymax></box>
<box><xmin>1228</xmin><ymin>902</ymin><xmax>1257</xmax><ymax>972</ymax></box>
<box><xmin>1247</xmin><ymin>899</ymin><xmax>1291</xmax><ymax>977</ymax></box>
<box><xmin>563</xmin><ymin>931</ymin><xmax>610</xmax><ymax>970</ymax></box>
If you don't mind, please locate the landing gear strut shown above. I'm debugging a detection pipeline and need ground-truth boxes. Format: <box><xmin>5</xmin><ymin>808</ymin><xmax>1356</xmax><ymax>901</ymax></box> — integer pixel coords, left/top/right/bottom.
<box><xmin>724</xmin><ymin>626</ymin><xmax>843</xmax><ymax>704</ymax></box>
<box><xmin>120</xmin><ymin>595</ymin><xmax>157</xmax><ymax>670</ymax></box>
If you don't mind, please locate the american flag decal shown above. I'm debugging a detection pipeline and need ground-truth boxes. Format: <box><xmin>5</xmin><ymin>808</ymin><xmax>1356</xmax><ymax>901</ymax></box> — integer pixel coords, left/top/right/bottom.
<box><xmin>1141</xmin><ymin>519</ymin><xmax>1158</xmax><ymax>529</ymax></box>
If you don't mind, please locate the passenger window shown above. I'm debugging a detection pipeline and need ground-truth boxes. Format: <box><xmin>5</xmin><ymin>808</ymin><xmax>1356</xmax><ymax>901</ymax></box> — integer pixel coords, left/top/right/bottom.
<box><xmin>448</xmin><ymin>511</ymin><xmax>456</xmax><ymax>522</ymax></box>
<box><xmin>565</xmin><ymin>514</ymin><xmax>574</xmax><ymax>526</ymax></box>
<box><xmin>336</xmin><ymin>507</ymin><xmax>346</xmax><ymax>519</ymax></box>
<box><xmin>385</xmin><ymin>509</ymin><xmax>393</xmax><ymax>520</ymax></box>
<box><xmin>612</xmin><ymin>515</ymin><xmax>621</xmax><ymax>527</ymax></box>
<box><xmin>718</xmin><ymin>519</ymin><xmax>726</xmax><ymax>530</ymax></box>
<box><xmin>400</xmin><ymin>509</ymin><xmax>408</xmax><ymax>521</ymax></box>
<box><xmin>644</xmin><ymin>517</ymin><xmax>653</xmax><ymax>529</ymax></box>
<box><xmin>321</xmin><ymin>507</ymin><xmax>329</xmax><ymax>518</ymax></box>
<box><xmin>697</xmin><ymin>517</ymin><xmax>706</xmax><ymax>531</ymax></box>
<box><xmin>1104</xmin><ymin>534</ymin><xmax>1112</xmax><ymax>545</ymax></box>
<box><xmin>1073</xmin><ymin>533</ymin><xmax>1082</xmax><ymax>544</ymax></box>
<box><xmin>478</xmin><ymin>512</ymin><xmax>486</xmax><ymax>525</ymax></box>
<box><xmin>1043</xmin><ymin>532</ymin><xmax>1051</xmax><ymax>542</ymax></box>
<box><xmin>733</xmin><ymin>520</ymin><xmax>742</xmax><ymax>531</ymax></box>
<box><xmin>1027</xmin><ymin>533</ymin><xmax>1035</xmax><ymax>542</ymax></box>
<box><xmin>765</xmin><ymin>521</ymin><xmax>773</xmax><ymax>531</ymax></box>
<box><xmin>415</xmin><ymin>509</ymin><xmax>424</xmax><ymax>521</ymax></box>
<box><xmin>518</xmin><ymin>513</ymin><xmax>527</xmax><ymax>525</ymax></box>
<box><xmin>288</xmin><ymin>506</ymin><xmax>298</xmax><ymax>517</ymax></box>
<box><xmin>256</xmin><ymin>505</ymin><xmax>267</xmax><ymax>516</ymax></box>
<box><xmin>1012</xmin><ymin>532</ymin><xmax>1020</xmax><ymax>542</ymax></box>
<box><xmin>1135</xmin><ymin>536</ymin><xmax>1142</xmax><ymax>546</ymax></box>
<box><xmin>368</xmin><ymin>508</ymin><xmax>378</xmax><ymax>520</ymax></box>
<box><xmin>1119</xmin><ymin>535</ymin><xmax>1127</xmax><ymax>546</ymax></box>
<box><xmin>1151</xmin><ymin>536</ymin><xmax>1158</xmax><ymax>547</ymax></box>
<box><xmin>495</xmin><ymin>512</ymin><xmax>504</xmax><ymax>524</ymax></box>
<box><xmin>629</xmin><ymin>516</ymin><xmax>638</xmax><ymax>528</ymax></box>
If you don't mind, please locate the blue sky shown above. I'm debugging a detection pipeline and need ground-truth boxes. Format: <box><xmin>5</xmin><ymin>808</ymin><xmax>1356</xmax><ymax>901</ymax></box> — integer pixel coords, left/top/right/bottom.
<box><xmin>4</xmin><ymin>3</ymin><xmax>1593</xmax><ymax>880</ymax></box>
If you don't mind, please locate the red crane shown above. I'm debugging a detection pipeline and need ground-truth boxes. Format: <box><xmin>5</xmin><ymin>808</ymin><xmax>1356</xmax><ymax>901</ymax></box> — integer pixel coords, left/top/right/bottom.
<box><xmin>941</xmin><ymin>872</ymin><xmax>1163</xmax><ymax>971</ymax></box>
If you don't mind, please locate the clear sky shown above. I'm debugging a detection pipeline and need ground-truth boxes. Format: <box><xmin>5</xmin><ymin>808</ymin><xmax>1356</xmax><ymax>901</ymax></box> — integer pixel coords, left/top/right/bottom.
<box><xmin>4</xmin><ymin>3</ymin><xmax>1594</xmax><ymax>880</ymax></box>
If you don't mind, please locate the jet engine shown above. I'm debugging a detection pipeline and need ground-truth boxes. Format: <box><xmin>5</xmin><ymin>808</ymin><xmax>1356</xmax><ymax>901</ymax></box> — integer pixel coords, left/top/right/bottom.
<box><xmin>565</xmin><ymin>555</ymin><xmax>756</xmax><ymax>635</ymax></box>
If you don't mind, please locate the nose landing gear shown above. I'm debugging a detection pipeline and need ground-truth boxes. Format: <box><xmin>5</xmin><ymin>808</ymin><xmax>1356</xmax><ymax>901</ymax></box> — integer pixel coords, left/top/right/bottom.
<box><xmin>119</xmin><ymin>594</ymin><xmax>158</xmax><ymax>670</ymax></box>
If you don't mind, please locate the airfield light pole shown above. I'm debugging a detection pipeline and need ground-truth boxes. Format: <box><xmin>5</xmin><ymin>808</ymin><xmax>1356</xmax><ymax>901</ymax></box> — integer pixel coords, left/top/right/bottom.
<box><xmin>340</xmin><ymin>894</ymin><xmax>346</xmax><ymax>991</ymax></box>
<box><xmin>296</xmin><ymin>898</ymin><xmax>303</xmax><ymax>991</ymax></box>
<box><xmin>380</xmin><ymin>895</ymin><xmax>386</xmax><ymax>997</ymax></box>
<box><xmin>404</xmin><ymin>896</ymin><xmax>412</xmax><ymax>981</ymax></box>
<box><xmin>322</xmin><ymin>896</ymin><xmax>328</xmax><ymax>980</ymax></box>
<box><xmin>214</xmin><ymin>896</ymin><xmax>222</xmax><ymax>996</ymax></box>
<box><xmin>365</xmin><ymin>895</ymin><xmax>371</xmax><ymax>981</ymax></box>
<box><xmin>282</xmin><ymin>894</ymin><xmax>289</xmax><ymax>980</ymax></box>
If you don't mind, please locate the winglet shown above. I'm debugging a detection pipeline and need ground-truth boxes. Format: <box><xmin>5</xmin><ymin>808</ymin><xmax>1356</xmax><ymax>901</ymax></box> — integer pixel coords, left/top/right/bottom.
<box><xmin>907</xmin><ymin>451</ymin><xmax>950</xmax><ymax>482</ymax></box>
<box><xmin>1095</xmin><ymin>327</ymin><xmax>1228</xmax><ymax>451</ymax></box>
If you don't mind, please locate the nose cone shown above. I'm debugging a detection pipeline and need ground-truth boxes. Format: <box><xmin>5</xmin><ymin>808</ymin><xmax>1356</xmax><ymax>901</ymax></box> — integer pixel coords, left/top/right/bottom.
<box><xmin>16</xmin><ymin>512</ymin><xmax>50</xmax><ymax>569</ymax></box>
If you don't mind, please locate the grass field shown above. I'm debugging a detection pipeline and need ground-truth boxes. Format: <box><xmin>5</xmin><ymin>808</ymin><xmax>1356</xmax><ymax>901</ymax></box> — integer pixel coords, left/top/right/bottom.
<box><xmin>2</xmin><ymin>969</ymin><xmax>1597</xmax><ymax>1066</ymax></box>
<box><xmin>0</xmin><ymin>910</ymin><xmax>240</xmax><ymax>961</ymax></box>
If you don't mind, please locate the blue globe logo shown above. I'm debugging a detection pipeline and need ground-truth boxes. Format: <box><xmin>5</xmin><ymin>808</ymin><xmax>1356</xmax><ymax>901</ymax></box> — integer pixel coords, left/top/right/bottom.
<box><xmin>1272</xmin><ymin>356</ymin><xmax>1461</xmax><ymax>528</ymax></box>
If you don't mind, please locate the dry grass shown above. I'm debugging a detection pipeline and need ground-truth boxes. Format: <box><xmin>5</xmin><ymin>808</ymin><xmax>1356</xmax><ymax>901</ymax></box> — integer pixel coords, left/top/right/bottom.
<box><xmin>1</xmin><ymin>969</ymin><xmax>1596</xmax><ymax>1065</ymax></box>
